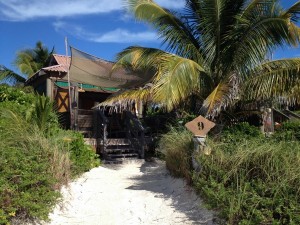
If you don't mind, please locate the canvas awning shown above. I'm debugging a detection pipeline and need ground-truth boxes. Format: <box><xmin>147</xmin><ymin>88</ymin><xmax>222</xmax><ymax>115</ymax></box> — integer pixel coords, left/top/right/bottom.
<box><xmin>69</xmin><ymin>47</ymin><xmax>154</xmax><ymax>89</ymax></box>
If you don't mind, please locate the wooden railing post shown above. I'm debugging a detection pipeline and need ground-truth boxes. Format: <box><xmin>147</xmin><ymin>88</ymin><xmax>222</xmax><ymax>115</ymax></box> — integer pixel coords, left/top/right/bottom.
<box><xmin>96</xmin><ymin>110</ymin><xmax>108</xmax><ymax>154</ymax></box>
<box><xmin>124</xmin><ymin>111</ymin><xmax>145</xmax><ymax>159</ymax></box>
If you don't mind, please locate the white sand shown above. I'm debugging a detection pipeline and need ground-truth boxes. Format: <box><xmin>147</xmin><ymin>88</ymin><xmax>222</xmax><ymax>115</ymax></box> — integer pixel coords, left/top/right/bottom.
<box><xmin>47</xmin><ymin>160</ymin><xmax>217</xmax><ymax>225</ymax></box>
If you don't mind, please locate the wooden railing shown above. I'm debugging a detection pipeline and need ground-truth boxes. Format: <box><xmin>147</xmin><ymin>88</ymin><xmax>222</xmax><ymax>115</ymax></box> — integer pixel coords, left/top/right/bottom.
<box><xmin>76</xmin><ymin>109</ymin><xmax>93</xmax><ymax>136</ymax></box>
<box><xmin>93</xmin><ymin>110</ymin><xmax>109</xmax><ymax>153</ymax></box>
<box><xmin>124</xmin><ymin>111</ymin><xmax>145</xmax><ymax>158</ymax></box>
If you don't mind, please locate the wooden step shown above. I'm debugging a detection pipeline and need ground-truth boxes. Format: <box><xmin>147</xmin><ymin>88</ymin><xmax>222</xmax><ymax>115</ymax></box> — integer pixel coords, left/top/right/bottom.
<box><xmin>103</xmin><ymin>138</ymin><xmax>140</xmax><ymax>163</ymax></box>
<box><xmin>103</xmin><ymin>152</ymin><xmax>140</xmax><ymax>164</ymax></box>
<box><xmin>104</xmin><ymin>154</ymin><xmax>140</xmax><ymax>164</ymax></box>
<box><xmin>106</xmin><ymin>138</ymin><xmax>131</xmax><ymax>146</ymax></box>
<box><xmin>105</xmin><ymin>148</ymin><xmax>135</xmax><ymax>153</ymax></box>
<box><xmin>108</xmin><ymin>153</ymin><xmax>139</xmax><ymax>158</ymax></box>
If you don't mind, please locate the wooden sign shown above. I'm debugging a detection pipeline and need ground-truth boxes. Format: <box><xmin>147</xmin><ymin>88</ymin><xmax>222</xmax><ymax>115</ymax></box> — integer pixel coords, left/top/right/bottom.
<box><xmin>185</xmin><ymin>115</ymin><xmax>215</xmax><ymax>136</ymax></box>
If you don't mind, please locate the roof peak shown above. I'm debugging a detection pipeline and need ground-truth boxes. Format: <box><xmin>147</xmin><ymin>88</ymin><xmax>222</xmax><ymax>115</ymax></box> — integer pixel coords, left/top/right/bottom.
<box><xmin>52</xmin><ymin>54</ymin><xmax>71</xmax><ymax>58</ymax></box>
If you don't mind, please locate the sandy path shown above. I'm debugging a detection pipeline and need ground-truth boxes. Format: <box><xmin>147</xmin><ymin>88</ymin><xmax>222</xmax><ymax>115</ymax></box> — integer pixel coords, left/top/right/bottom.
<box><xmin>47</xmin><ymin>160</ymin><xmax>217</xmax><ymax>225</ymax></box>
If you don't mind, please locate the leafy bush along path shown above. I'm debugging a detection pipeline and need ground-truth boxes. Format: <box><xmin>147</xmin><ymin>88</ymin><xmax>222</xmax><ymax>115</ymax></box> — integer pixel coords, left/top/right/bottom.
<box><xmin>47</xmin><ymin>160</ymin><xmax>217</xmax><ymax>225</ymax></box>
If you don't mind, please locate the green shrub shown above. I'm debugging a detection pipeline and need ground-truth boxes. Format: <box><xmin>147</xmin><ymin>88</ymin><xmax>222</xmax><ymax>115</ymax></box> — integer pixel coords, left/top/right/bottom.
<box><xmin>0</xmin><ymin>109</ymin><xmax>69</xmax><ymax>224</ymax></box>
<box><xmin>158</xmin><ymin>120</ymin><xmax>300</xmax><ymax>224</ymax></box>
<box><xmin>67</xmin><ymin>131</ymin><xmax>100</xmax><ymax>177</ymax></box>
<box><xmin>0</xmin><ymin>87</ymin><xmax>100</xmax><ymax>224</ymax></box>
<box><xmin>158</xmin><ymin>126</ymin><xmax>193</xmax><ymax>183</ymax></box>
<box><xmin>218</xmin><ymin>122</ymin><xmax>263</xmax><ymax>153</ymax></box>
<box><xmin>194</xmin><ymin>138</ymin><xmax>300</xmax><ymax>224</ymax></box>
<box><xmin>0</xmin><ymin>85</ymin><xmax>59</xmax><ymax>134</ymax></box>
<box><xmin>0</xmin><ymin>85</ymin><xmax>35</xmax><ymax>106</ymax></box>
<box><xmin>221</xmin><ymin>122</ymin><xmax>263</xmax><ymax>142</ymax></box>
<box><xmin>272</xmin><ymin>120</ymin><xmax>300</xmax><ymax>141</ymax></box>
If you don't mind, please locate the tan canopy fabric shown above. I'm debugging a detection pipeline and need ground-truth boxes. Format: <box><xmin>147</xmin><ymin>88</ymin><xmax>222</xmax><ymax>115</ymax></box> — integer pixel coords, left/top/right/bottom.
<box><xmin>69</xmin><ymin>47</ymin><xmax>154</xmax><ymax>88</ymax></box>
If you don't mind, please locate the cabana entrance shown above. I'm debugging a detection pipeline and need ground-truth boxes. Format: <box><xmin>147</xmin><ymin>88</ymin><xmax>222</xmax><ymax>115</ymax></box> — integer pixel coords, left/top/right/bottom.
<box><xmin>25</xmin><ymin>48</ymin><xmax>155</xmax><ymax>162</ymax></box>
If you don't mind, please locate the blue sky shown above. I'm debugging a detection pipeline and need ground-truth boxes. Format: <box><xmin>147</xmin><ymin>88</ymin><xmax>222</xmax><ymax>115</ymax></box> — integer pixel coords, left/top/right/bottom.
<box><xmin>0</xmin><ymin>0</ymin><xmax>299</xmax><ymax>75</ymax></box>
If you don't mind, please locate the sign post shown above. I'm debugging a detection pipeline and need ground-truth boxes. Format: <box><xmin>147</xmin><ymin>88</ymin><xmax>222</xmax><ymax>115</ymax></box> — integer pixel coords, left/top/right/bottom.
<box><xmin>185</xmin><ymin>116</ymin><xmax>216</xmax><ymax>171</ymax></box>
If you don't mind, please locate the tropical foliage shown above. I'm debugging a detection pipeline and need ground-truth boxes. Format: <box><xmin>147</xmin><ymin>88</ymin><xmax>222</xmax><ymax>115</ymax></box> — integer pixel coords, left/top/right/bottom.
<box><xmin>0</xmin><ymin>85</ymin><xmax>99</xmax><ymax>224</ymax></box>
<box><xmin>14</xmin><ymin>41</ymin><xmax>54</xmax><ymax>78</ymax></box>
<box><xmin>160</xmin><ymin>122</ymin><xmax>300</xmax><ymax>224</ymax></box>
<box><xmin>107</xmin><ymin>0</ymin><xmax>300</xmax><ymax>118</ymax></box>
<box><xmin>0</xmin><ymin>65</ymin><xmax>25</xmax><ymax>85</ymax></box>
<box><xmin>0</xmin><ymin>41</ymin><xmax>54</xmax><ymax>85</ymax></box>
<box><xmin>195</xmin><ymin>123</ymin><xmax>300</xmax><ymax>224</ymax></box>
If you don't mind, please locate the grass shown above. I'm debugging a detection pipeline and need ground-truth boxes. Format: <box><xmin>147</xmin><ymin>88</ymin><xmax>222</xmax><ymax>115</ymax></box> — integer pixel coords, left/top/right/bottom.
<box><xmin>0</xmin><ymin>110</ymin><xmax>70</xmax><ymax>223</ymax></box>
<box><xmin>159</xmin><ymin>122</ymin><xmax>300</xmax><ymax>224</ymax></box>
<box><xmin>195</xmin><ymin>138</ymin><xmax>300</xmax><ymax>224</ymax></box>
<box><xmin>0</xmin><ymin>86</ymin><xmax>100</xmax><ymax>224</ymax></box>
<box><xmin>158</xmin><ymin>126</ymin><xmax>193</xmax><ymax>183</ymax></box>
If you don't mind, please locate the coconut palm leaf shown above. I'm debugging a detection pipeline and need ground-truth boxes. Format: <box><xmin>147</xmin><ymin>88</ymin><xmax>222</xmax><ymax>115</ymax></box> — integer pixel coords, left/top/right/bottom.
<box><xmin>231</xmin><ymin>3</ymin><xmax>300</xmax><ymax>76</ymax></box>
<box><xmin>127</xmin><ymin>0</ymin><xmax>206</xmax><ymax>65</ymax></box>
<box><xmin>201</xmin><ymin>73</ymin><xmax>240</xmax><ymax>117</ymax></box>
<box><xmin>97</xmin><ymin>87</ymin><xmax>151</xmax><ymax>111</ymax></box>
<box><xmin>113</xmin><ymin>47</ymin><xmax>208</xmax><ymax>111</ymax></box>
<box><xmin>0</xmin><ymin>65</ymin><xmax>26</xmax><ymax>84</ymax></box>
<box><xmin>152</xmin><ymin>55</ymin><xmax>207</xmax><ymax>111</ymax></box>
<box><xmin>14</xmin><ymin>41</ymin><xmax>54</xmax><ymax>78</ymax></box>
<box><xmin>283</xmin><ymin>82</ymin><xmax>300</xmax><ymax>105</ymax></box>
<box><xmin>282</xmin><ymin>1</ymin><xmax>300</xmax><ymax>22</ymax></box>
<box><xmin>108</xmin><ymin>0</ymin><xmax>300</xmax><ymax>119</ymax></box>
<box><xmin>15</xmin><ymin>51</ymin><xmax>38</xmax><ymax>77</ymax></box>
<box><xmin>114</xmin><ymin>46</ymin><xmax>165</xmax><ymax>73</ymax></box>
<box><xmin>243</xmin><ymin>58</ymin><xmax>300</xmax><ymax>100</ymax></box>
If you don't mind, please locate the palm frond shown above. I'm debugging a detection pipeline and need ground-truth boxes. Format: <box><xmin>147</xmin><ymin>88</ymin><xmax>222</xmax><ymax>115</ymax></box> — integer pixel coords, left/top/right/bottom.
<box><xmin>126</xmin><ymin>0</ymin><xmax>206</xmax><ymax>65</ymax></box>
<box><xmin>14</xmin><ymin>51</ymin><xmax>36</xmax><ymax>77</ymax></box>
<box><xmin>14</xmin><ymin>41</ymin><xmax>54</xmax><ymax>77</ymax></box>
<box><xmin>115</xmin><ymin>0</ymin><xmax>300</xmax><ymax>119</ymax></box>
<box><xmin>200</xmin><ymin>73</ymin><xmax>240</xmax><ymax>118</ymax></box>
<box><xmin>232</xmin><ymin>14</ymin><xmax>300</xmax><ymax>76</ymax></box>
<box><xmin>282</xmin><ymin>83</ymin><xmax>300</xmax><ymax>105</ymax></box>
<box><xmin>152</xmin><ymin>55</ymin><xmax>208</xmax><ymax>111</ymax></box>
<box><xmin>95</xmin><ymin>87</ymin><xmax>151</xmax><ymax>112</ymax></box>
<box><xmin>243</xmin><ymin>58</ymin><xmax>300</xmax><ymax>100</ymax></box>
<box><xmin>0</xmin><ymin>65</ymin><xmax>26</xmax><ymax>84</ymax></box>
<box><xmin>198</xmin><ymin>0</ymin><xmax>225</xmax><ymax>67</ymax></box>
<box><xmin>114</xmin><ymin>46</ymin><xmax>165</xmax><ymax>72</ymax></box>
<box><xmin>240</xmin><ymin>0</ymin><xmax>272</xmax><ymax>19</ymax></box>
<box><xmin>280</xmin><ymin>2</ymin><xmax>300</xmax><ymax>45</ymax></box>
<box><xmin>281</xmin><ymin>1</ymin><xmax>300</xmax><ymax>23</ymax></box>
<box><xmin>114</xmin><ymin>46</ymin><xmax>208</xmax><ymax>112</ymax></box>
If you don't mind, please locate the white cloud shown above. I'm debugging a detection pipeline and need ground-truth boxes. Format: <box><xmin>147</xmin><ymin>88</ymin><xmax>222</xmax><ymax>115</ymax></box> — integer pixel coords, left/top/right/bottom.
<box><xmin>53</xmin><ymin>21</ymin><xmax>159</xmax><ymax>44</ymax></box>
<box><xmin>0</xmin><ymin>0</ymin><xmax>185</xmax><ymax>21</ymax></box>
<box><xmin>0</xmin><ymin>0</ymin><xmax>123</xmax><ymax>21</ymax></box>
<box><xmin>90</xmin><ymin>28</ymin><xmax>158</xmax><ymax>43</ymax></box>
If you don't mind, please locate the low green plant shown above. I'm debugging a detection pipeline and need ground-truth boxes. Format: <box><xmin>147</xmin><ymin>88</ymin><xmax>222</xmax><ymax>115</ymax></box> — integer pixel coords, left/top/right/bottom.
<box><xmin>194</xmin><ymin>137</ymin><xmax>300</xmax><ymax>224</ymax></box>
<box><xmin>217</xmin><ymin>122</ymin><xmax>263</xmax><ymax>154</ymax></box>
<box><xmin>220</xmin><ymin>122</ymin><xmax>263</xmax><ymax>142</ymax></box>
<box><xmin>0</xmin><ymin>86</ymin><xmax>100</xmax><ymax>224</ymax></box>
<box><xmin>0</xmin><ymin>84</ymin><xmax>34</xmax><ymax>105</ymax></box>
<box><xmin>158</xmin><ymin>126</ymin><xmax>193</xmax><ymax>183</ymax></box>
<box><xmin>158</xmin><ymin>120</ymin><xmax>300</xmax><ymax>224</ymax></box>
<box><xmin>31</xmin><ymin>94</ymin><xmax>59</xmax><ymax>133</ymax></box>
<box><xmin>0</xmin><ymin>85</ymin><xmax>59</xmax><ymax>134</ymax></box>
<box><xmin>67</xmin><ymin>131</ymin><xmax>100</xmax><ymax>177</ymax></box>
<box><xmin>272</xmin><ymin>120</ymin><xmax>300</xmax><ymax>141</ymax></box>
<box><xmin>0</xmin><ymin>109</ymin><xmax>68</xmax><ymax>224</ymax></box>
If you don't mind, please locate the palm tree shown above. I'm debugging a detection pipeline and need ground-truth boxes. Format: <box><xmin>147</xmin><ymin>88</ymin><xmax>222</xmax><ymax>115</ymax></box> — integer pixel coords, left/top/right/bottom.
<box><xmin>0</xmin><ymin>65</ymin><xmax>26</xmax><ymax>85</ymax></box>
<box><xmin>14</xmin><ymin>41</ymin><xmax>54</xmax><ymax>78</ymax></box>
<box><xmin>106</xmin><ymin>0</ymin><xmax>300</xmax><ymax>118</ymax></box>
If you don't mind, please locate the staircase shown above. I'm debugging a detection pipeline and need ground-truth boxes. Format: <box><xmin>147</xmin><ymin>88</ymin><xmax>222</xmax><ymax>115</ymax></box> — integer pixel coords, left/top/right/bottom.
<box><xmin>282</xmin><ymin>109</ymin><xmax>300</xmax><ymax>120</ymax></box>
<box><xmin>93</xmin><ymin>110</ymin><xmax>145</xmax><ymax>164</ymax></box>
<box><xmin>103</xmin><ymin>138</ymin><xmax>139</xmax><ymax>163</ymax></box>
